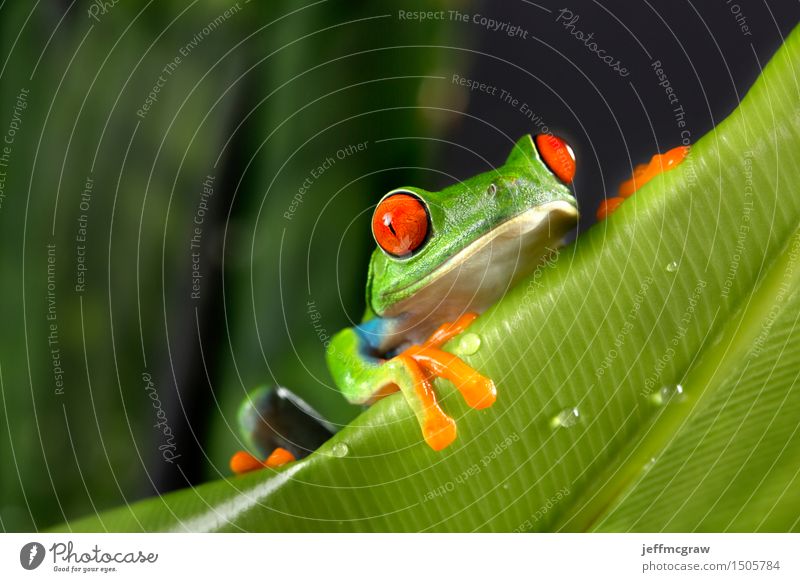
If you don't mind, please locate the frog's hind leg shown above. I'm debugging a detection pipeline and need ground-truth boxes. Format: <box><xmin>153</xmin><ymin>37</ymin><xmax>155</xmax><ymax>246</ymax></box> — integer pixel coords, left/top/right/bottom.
<box><xmin>597</xmin><ymin>145</ymin><xmax>689</xmax><ymax>220</ymax></box>
<box><xmin>229</xmin><ymin>385</ymin><xmax>333</xmax><ymax>475</ymax></box>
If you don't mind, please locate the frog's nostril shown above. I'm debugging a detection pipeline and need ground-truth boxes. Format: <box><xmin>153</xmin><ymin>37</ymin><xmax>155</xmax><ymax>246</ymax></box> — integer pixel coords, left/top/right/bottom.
<box><xmin>487</xmin><ymin>183</ymin><xmax>498</xmax><ymax>196</ymax></box>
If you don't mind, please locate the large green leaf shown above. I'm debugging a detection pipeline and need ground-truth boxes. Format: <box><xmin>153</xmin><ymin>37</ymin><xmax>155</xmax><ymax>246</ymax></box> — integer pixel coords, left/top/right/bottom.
<box><xmin>57</xmin><ymin>24</ymin><xmax>800</xmax><ymax>533</ymax></box>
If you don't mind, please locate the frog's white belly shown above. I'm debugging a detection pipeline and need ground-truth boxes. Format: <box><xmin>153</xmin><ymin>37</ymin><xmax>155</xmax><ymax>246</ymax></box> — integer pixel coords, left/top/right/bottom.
<box><xmin>382</xmin><ymin>200</ymin><xmax>578</xmax><ymax>350</ymax></box>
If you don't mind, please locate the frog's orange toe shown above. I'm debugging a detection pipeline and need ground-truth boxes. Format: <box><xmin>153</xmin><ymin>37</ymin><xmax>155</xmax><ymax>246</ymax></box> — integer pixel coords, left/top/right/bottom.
<box><xmin>464</xmin><ymin>377</ymin><xmax>497</xmax><ymax>410</ymax></box>
<box><xmin>618</xmin><ymin>145</ymin><xmax>689</xmax><ymax>198</ymax></box>
<box><xmin>230</xmin><ymin>447</ymin><xmax>296</xmax><ymax>474</ymax></box>
<box><xmin>265</xmin><ymin>447</ymin><xmax>296</xmax><ymax>468</ymax></box>
<box><xmin>599</xmin><ymin>145</ymin><xmax>690</xmax><ymax>221</ymax></box>
<box><xmin>423</xmin><ymin>413</ymin><xmax>457</xmax><ymax>451</ymax></box>
<box><xmin>597</xmin><ymin>197</ymin><xmax>624</xmax><ymax>220</ymax></box>
<box><xmin>230</xmin><ymin>450</ymin><xmax>264</xmax><ymax>475</ymax></box>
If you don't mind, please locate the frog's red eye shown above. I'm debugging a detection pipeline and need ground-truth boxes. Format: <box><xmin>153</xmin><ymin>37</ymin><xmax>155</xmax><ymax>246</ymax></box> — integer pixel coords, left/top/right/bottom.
<box><xmin>372</xmin><ymin>193</ymin><xmax>429</xmax><ymax>257</ymax></box>
<box><xmin>535</xmin><ymin>134</ymin><xmax>576</xmax><ymax>184</ymax></box>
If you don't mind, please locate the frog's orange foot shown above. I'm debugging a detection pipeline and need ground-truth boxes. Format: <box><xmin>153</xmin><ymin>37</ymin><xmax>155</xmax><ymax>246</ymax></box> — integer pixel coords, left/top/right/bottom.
<box><xmin>597</xmin><ymin>145</ymin><xmax>689</xmax><ymax>220</ymax></box>
<box><xmin>395</xmin><ymin>313</ymin><xmax>497</xmax><ymax>451</ymax></box>
<box><xmin>229</xmin><ymin>447</ymin><xmax>296</xmax><ymax>475</ymax></box>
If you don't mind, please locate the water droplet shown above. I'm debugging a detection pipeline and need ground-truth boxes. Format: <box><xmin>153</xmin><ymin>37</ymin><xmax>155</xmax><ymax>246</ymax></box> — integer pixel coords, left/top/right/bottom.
<box><xmin>503</xmin><ymin>483</ymin><xmax>510</xmax><ymax>490</ymax></box>
<box><xmin>550</xmin><ymin>407</ymin><xmax>581</xmax><ymax>429</ymax></box>
<box><xmin>649</xmin><ymin>384</ymin><xmax>685</xmax><ymax>406</ymax></box>
<box><xmin>455</xmin><ymin>333</ymin><xmax>481</xmax><ymax>355</ymax></box>
<box><xmin>643</xmin><ymin>457</ymin><xmax>657</xmax><ymax>471</ymax></box>
<box><xmin>665</xmin><ymin>261</ymin><xmax>679</xmax><ymax>272</ymax></box>
<box><xmin>331</xmin><ymin>442</ymin><xmax>349</xmax><ymax>458</ymax></box>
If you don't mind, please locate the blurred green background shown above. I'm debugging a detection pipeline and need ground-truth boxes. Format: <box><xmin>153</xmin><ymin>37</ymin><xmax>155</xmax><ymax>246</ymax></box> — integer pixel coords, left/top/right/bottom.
<box><xmin>2</xmin><ymin>0</ymin><xmax>799</xmax><ymax>531</ymax></box>
<box><xmin>0</xmin><ymin>0</ymin><xmax>471</xmax><ymax>531</ymax></box>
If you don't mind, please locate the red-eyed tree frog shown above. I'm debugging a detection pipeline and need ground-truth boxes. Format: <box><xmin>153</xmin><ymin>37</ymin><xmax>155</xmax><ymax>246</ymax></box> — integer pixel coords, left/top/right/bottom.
<box><xmin>230</xmin><ymin>134</ymin><xmax>692</xmax><ymax>473</ymax></box>
<box><xmin>231</xmin><ymin>133</ymin><xmax>582</xmax><ymax>473</ymax></box>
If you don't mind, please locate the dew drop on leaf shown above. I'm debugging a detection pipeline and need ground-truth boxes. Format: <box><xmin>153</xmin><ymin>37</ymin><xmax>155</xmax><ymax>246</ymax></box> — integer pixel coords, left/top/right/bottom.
<box><xmin>331</xmin><ymin>442</ymin><xmax>349</xmax><ymax>458</ymax></box>
<box><xmin>550</xmin><ymin>407</ymin><xmax>581</xmax><ymax>429</ymax></box>
<box><xmin>455</xmin><ymin>333</ymin><xmax>481</xmax><ymax>356</ymax></box>
<box><xmin>649</xmin><ymin>384</ymin><xmax>685</xmax><ymax>406</ymax></box>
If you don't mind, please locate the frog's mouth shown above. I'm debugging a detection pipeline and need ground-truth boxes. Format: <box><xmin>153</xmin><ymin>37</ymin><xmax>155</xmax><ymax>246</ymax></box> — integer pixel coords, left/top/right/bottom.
<box><xmin>379</xmin><ymin>200</ymin><xmax>578</xmax><ymax>342</ymax></box>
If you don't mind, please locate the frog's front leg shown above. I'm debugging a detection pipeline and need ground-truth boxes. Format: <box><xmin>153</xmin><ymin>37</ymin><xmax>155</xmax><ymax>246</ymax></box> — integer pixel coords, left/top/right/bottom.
<box><xmin>328</xmin><ymin>313</ymin><xmax>496</xmax><ymax>451</ymax></box>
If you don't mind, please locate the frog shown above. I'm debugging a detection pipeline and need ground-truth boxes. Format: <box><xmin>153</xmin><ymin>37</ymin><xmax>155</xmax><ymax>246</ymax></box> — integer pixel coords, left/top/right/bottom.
<box><xmin>230</xmin><ymin>133</ymin><xmax>580</xmax><ymax>474</ymax></box>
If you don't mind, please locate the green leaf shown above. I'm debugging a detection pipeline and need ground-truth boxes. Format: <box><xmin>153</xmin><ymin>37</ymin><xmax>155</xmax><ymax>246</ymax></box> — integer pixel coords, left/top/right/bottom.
<box><xmin>57</xmin><ymin>25</ymin><xmax>800</xmax><ymax>533</ymax></box>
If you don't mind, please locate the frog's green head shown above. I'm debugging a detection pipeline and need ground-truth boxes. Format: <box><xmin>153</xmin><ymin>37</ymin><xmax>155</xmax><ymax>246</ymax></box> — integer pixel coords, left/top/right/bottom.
<box><xmin>366</xmin><ymin>134</ymin><xmax>579</xmax><ymax>324</ymax></box>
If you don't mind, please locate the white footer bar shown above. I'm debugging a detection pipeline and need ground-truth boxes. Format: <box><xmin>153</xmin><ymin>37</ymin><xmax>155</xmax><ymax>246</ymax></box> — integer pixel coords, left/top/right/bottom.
<box><xmin>1</xmin><ymin>533</ymin><xmax>797</xmax><ymax>581</ymax></box>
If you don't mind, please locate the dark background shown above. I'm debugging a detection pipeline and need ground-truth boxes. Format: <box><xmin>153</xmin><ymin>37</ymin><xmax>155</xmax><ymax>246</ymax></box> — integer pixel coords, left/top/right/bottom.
<box><xmin>443</xmin><ymin>1</ymin><xmax>800</xmax><ymax>222</ymax></box>
<box><xmin>0</xmin><ymin>0</ymin><xmax>798</xmax><ymax>531</ymax></box>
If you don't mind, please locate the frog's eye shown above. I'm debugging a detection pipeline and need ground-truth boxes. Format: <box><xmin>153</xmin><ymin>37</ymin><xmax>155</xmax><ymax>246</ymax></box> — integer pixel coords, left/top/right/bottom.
<box><xmin>372</xmin><ymin>192</ymin><xmax>429</xmax><ymax>257</ymax></box>
<box><xmin>535</xmin><ymin>134</ymin><xmax>576</xmax><ymax>184</ymax></box>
